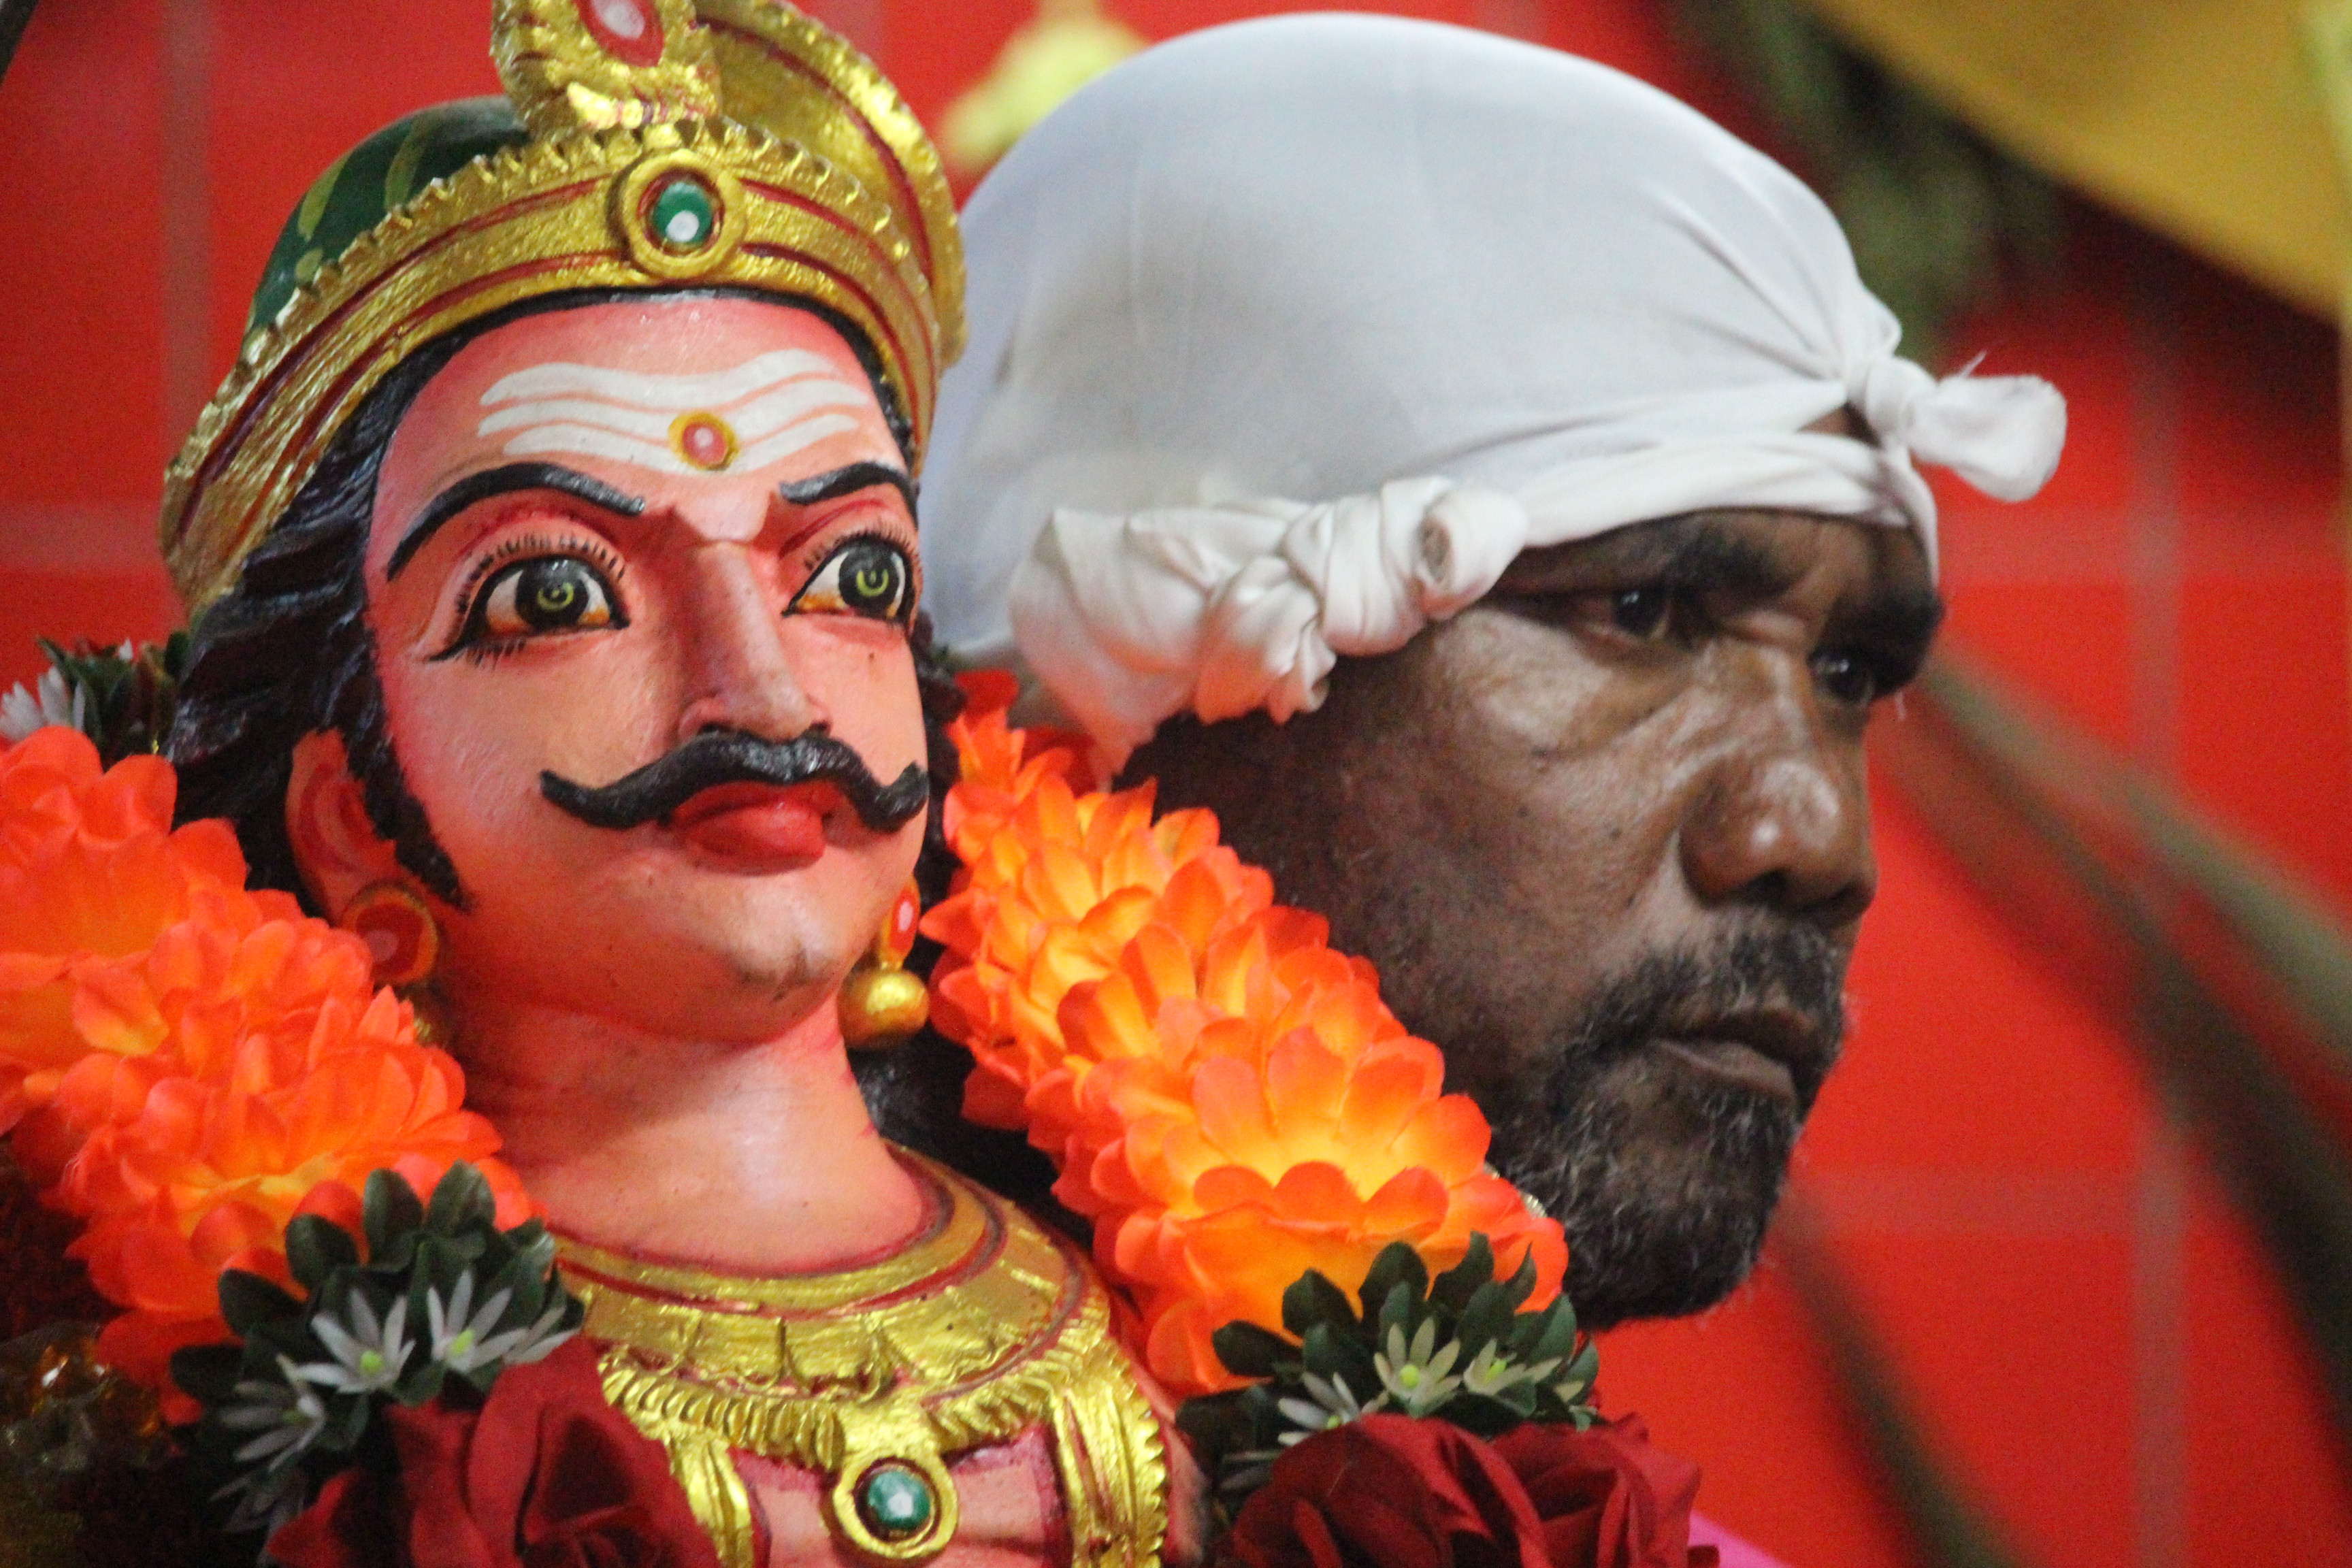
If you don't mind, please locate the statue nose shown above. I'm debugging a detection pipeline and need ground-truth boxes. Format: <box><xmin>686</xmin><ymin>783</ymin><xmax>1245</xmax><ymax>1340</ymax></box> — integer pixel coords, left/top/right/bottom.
<box><xmin>672</xmin><ymin>547</ymin><xmax>824</xmax><ymax>745</ymax></box>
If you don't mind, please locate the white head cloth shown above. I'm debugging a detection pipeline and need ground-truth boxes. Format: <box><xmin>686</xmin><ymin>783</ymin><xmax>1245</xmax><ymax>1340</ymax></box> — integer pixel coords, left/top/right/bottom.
<box><xmin>919</xmin><ymin>14</ymin><xmax>2065</xmax><ymax>765</ymax></box>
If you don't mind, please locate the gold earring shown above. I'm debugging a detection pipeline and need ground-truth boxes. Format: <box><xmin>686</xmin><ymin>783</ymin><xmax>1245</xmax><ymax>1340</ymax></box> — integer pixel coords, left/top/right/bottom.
<box><xmin>840</xmin><ymin>881</ymin><xmax>928</xmax><ymax>1049</ymax></box>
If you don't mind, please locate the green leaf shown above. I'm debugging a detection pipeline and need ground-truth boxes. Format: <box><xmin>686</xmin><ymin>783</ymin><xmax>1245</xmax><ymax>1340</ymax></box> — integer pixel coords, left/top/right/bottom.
<box><xmin>1376</xmin><ymin>1279</ymin><xmax>1425</xmax><ymax>1351</ymax></box>
<box><xmin>1281</xmin><ymin>1269</ymin><xmax>1360</xmax><ymax>1339</ymax></box>
<box><xmin>1357</xmin><ymin>1242</ymin><xmax>1427</xmax><ymax>1320</ymax></box>
<box><xmin>1454</xmin><ymin>1279</ymin><xmax>1514</xmax><ymax>1362</ymax></box>
<box><xmin>424</xmin><ymin>1162</ymin><xmax>496</xmax><ymax>1236</ymax></box>
<box><xmin>1497</xmin><ymin>1247</ymin><xmax>1538</xmax><ymax>1313</ymax></box>
<box><xmin>1431</xmin><ymin>1235</ymin><xmax>1496</xmax><ymax>1313</ymax></box>
<box><xmin>1212</xmin><ymin>1321</ymin><xmax>1295</xmax><ymax>1379</ymax></box>
<box><xmin>169</xmin><ymin>1343</ymin><xmax>243</xmax><ymax>1409</ymax></box>
<box><xmin>319</xmin><ymin>1392</ymin><xmax>372</xmax><ymax>1454</ymax></box>
<box><xmin>217</xmin><ymin>1269</ymin><xmax>303</xmax><ymax>1337</ymax></box>
<box><xmin>1175</xmin><ymin>1390</ymin><xmax>1254</xmax><ymax>1455</ymax></box>
<box><xmin>1518</xmin><ymin>1299</ymin><xmax>1582</xmax><ymax>1368</ymax></box>
<box><xmin>285</xmin><ymin>1213</ymin><xmax>361</xmax><ymax>1292</ymax></box>
<box><xmin>1441</xmin><ymin>1390</ymin><xmax>1526</xmax><ymax>1437</ymax></box>
<box><xmin>396</xmin><ymin>1356</ymin><xmax>448</xmax><ymax>1409</ymax></box>
<box><xmin>363</xmin><ymin>1166</ymin><xmax>425</xmax><ymax>1260</ymax></box>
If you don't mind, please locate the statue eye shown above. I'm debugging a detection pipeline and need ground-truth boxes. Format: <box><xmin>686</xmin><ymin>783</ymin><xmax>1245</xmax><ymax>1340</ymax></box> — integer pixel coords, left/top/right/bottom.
<box><xmin>791</xmin><ymin>536</ymin><xmax>911</xmax><ymax>623</ymax></box>
<box><xmin>471</xmin><ymin>555</ymin><xmax>624</xmax><ymax>642</ymax></box>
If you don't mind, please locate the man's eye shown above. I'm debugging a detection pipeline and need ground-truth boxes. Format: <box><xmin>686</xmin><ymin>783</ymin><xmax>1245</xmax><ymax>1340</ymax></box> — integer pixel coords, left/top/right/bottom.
<box><xmin>470</xmin><ymin>556</ymin><xmax>623</xmax><ymax>641</ymax></box>
<box><xmin>791</xmin><ymin>537</ymin><xmax>912</xmax><ymax>623</ymax></box>
<box><xmin>1812</xmin><ymin>649</ymin><xmax>1880</xmax><ymax>706</ymax></box>
<box><xmin>1609</xmin><ymin>587</ymin><xmax>1675</xmax><ymax>640</ymax></box>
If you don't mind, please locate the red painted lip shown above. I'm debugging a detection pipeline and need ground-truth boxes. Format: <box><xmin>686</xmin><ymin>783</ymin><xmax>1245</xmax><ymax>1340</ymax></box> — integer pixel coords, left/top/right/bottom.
<box><xmin>667</xmin><ymin>781</ymin><xmax>840</xmax><ymax>868</ymax></box>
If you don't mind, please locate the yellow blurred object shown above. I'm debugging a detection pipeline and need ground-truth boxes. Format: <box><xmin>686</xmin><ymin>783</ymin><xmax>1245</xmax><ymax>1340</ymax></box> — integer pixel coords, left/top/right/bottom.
<box><xmin>1793</xmin><ymin>0</ymin><xmax>2347</xmax><ymax>318</ymax></box>
<box><xmin>941</xmin><ymin>0</ymin><xmax>1146</xmax><ymax>178</ymax></box>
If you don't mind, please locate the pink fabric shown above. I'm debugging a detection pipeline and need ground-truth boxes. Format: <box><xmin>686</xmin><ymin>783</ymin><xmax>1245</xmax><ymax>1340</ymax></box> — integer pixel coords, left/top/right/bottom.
<box><xmin>1690</xmin><ymin>1512</ymin><xmax>1788</xmax><ymax>1568</ymax></box>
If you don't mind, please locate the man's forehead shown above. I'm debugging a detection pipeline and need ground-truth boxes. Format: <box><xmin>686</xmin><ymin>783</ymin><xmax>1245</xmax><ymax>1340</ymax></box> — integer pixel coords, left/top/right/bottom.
<box><xmin>1512</xmin><ymin>510</ymin><xmax>1933</xmax><ymax>600</ymax></box>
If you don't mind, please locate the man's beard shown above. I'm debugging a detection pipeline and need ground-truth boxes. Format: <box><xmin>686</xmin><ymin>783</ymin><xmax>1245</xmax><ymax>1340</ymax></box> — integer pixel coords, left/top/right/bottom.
<box><xmin>1486</xmin><ymin>926</ymin><xmax>1848</xmax><ymax>1330</ymax></box>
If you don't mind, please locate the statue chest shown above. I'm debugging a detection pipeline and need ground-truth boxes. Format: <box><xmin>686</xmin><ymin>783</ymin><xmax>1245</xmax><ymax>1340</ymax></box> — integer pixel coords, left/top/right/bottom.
<box><xmin>557</xmin><ymin>1155</ymin><xmax>1169</xmax><ymax>1568</ymax></box>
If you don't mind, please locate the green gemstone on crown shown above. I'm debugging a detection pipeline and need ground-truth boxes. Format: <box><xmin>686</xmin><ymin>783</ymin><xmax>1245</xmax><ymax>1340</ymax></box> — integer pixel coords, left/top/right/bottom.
<box><xmin>855</xmin><ymin>1462</ymin><xmax>936</xmax><ymax>1540</ymax></box>
<box><xmin>649</xmin><ymin>176</ymin><xmax>717</xmax><ymax>251</ymax></box>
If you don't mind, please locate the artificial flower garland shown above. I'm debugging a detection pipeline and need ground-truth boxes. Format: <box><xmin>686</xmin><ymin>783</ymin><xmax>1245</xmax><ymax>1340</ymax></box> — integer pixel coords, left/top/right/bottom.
<box><xmin>0</xmin><ymin>725</ymin><xmax>528</xmax><ymax>1418</ymax></box>
<box><xmin>0</xmin><ymin>674</ymin><xmax>1567</xmax><ymax>1407</ymax></box>
<box><xmin>0</xmin><ymin>652</ymin><xmax>1718</xmax><ymax>1566</ymax></box>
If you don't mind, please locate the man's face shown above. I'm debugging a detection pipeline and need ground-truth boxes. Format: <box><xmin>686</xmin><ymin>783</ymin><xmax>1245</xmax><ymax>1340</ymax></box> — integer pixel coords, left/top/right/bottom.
<box><xmin>357</xmin><ymin>295</ymin><xmax>927</xmax><ymax>1045</ymax></box>
<box><xmin>1126</xmin><ymin>508</ymin><xmax>1940</xmax><ymax>1326</ymax></box>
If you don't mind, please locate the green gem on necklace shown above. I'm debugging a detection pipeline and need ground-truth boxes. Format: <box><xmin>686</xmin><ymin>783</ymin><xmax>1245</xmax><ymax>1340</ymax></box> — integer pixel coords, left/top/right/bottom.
<box><xmin>647</xmin><ymin>176</ymin><xmax>716</xmax><ymax>251</ymax></box>
<box><xmin>854</xmin><ymin>1461</ymin><xmax>936</xmax><ymax>1541</ymax></box>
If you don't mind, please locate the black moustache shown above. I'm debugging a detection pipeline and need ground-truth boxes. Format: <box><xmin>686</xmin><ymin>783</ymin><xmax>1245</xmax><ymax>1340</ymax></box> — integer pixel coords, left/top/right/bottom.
<box><xmin>539</xmin><ymin>730</ymin><xmax>930</xmax><ymax>836</ymax></box>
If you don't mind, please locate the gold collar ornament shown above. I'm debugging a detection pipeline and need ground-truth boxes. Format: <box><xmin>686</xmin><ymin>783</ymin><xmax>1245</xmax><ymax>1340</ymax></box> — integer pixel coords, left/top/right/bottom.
<box><xmin>160</xmin><ymin>0</ymin><xmax>963</xmax><ymax>617</ymax></box>
<box><xmin>557</xmin><ymin>1152</ymin><xmax>1168</xmax><ymax>1568</ymax></box>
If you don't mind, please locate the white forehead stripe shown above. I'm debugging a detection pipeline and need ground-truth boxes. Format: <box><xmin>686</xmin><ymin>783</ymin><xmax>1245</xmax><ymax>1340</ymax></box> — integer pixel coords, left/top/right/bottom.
<box><xmin>500</xmin><ymin>414</ymin><xmax>860</xmax><ymax>476</ymax></box>
<box><xmin>479</xmin><ymin>348</ymin><xmax>840</xmax><ymax>411</ymax></box>
<box><xmin>476</xmin><ymin>348</ymin><xmax>872</xmax><ymax>474</ymax></box>
<box><xmin>477</xmin><ymin>378</ymin><xmax>866</xmax><ymax>444</ymax></box>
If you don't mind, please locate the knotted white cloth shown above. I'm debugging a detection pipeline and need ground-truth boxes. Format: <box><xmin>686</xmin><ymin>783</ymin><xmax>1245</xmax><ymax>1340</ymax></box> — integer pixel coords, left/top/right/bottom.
<box><xmin>919</xmin><ymin>14</ymin><xmax>2066</xmax><ymax>764</ymax></box>
<box><xmin>1013</xmin><ymin>480</ymin><xmax>1531</xmax><ymax>749</ymax></box>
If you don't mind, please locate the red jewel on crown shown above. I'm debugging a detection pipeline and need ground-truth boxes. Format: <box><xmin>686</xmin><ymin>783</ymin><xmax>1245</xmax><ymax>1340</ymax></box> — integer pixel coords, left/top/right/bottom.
<box><xmin>576</xmin><ymin>0</ymin><xmax>666</xmax><ymax>67</ymax></box>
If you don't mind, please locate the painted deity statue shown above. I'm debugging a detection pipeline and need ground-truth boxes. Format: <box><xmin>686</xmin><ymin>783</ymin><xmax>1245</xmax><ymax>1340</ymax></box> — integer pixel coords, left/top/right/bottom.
<box><xmin>111</xmin><ymin>2</ymin><xmax>1170</xmax><ymax>1563</ymax></box>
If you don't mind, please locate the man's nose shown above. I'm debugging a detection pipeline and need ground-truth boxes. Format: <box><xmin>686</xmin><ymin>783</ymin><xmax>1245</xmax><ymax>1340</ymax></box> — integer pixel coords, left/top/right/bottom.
<box><xmin>672</xmin><ymin>546</ymin><xmax>823</xmax><ymax>745</ymax></box>
<box><xmin>1678</xmin><ymin>666</ymin><xmax>1876</xmax><ymax>927</ymax></box>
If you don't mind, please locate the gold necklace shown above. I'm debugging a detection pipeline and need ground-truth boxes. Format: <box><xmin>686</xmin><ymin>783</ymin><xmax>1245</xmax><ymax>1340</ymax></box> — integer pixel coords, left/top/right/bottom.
<box><xmin>555</xmin><ymin>1149</ymin><xmax>1167</xmax><ymax>1568</ymax></box>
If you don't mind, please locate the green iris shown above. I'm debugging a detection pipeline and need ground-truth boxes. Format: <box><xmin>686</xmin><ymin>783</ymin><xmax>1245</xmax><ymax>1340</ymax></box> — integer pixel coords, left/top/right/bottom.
<box><xmin>517</xmin><ymin>559</ymin><xmax>595</xmax><ymax>630</ymax></box>
<box><xmin>836</xmin><ymin>540</ymin><xmax>907</xmax><ymax>618</ymax></box>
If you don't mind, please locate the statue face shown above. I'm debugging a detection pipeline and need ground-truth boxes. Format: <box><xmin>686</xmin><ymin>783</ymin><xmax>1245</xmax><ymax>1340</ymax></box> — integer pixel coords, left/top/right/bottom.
<box><xmin>355</xmin><ymin>294</ymin><xmax>926</xmax><ymax>1043</ymax></box>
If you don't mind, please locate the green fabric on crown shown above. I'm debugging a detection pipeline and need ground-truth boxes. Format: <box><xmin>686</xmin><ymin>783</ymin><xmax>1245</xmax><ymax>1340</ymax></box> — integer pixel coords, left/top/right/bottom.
<box><xmin>246</xmin><ymin>98</ymin><xmax>531</xmax><ymax>336</ymax></box>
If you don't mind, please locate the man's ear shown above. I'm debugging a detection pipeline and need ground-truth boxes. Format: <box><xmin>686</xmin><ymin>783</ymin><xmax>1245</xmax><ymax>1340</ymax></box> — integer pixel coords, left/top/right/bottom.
<box><xmin>285</xmin><ymin>731</ymin><xmax>403</xmax><ymax>917</ymax></box>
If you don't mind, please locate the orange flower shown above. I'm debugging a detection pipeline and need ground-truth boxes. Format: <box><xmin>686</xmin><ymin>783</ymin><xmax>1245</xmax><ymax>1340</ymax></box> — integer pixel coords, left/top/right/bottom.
<box><xmin>0</xmin><ymin>727</ymin><xmax>291</xmax><ymax>1130</ymax></box>
<box><xmin>40</xmin><ymin>901</ymin><xmax>525</xmax><ymax>1401</ymax></box>
<box><xmin>926</xmin><ymin>681</ymin><xmax>1567</xmax><ymax>1398</ymax></box>
<box><xmin>0</xmin><ymin>730</ymin><xmax>529</xmax><ymax>1414</ymax></box>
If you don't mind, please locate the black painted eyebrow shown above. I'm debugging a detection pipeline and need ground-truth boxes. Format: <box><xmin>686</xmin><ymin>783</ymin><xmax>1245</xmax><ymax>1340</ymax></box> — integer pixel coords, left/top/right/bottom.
<box><xmin>387</xmin><ymin>463</ymin><xmax>647</xmax><ymax>582</ymax></box>
<box><xmin>777</xmin><ymin>461</ymin><xmax>915</xmax><ymax>517</ymax></box>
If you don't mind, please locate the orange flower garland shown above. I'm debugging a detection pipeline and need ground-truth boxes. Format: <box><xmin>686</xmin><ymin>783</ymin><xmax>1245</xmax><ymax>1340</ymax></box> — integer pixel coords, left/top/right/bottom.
<box><xmin>0</xmin><ymin>728</ymin><xmax>526</xmax><ymax>1416</ymax></box>
<box><xmin>925</xmin><ymin>675</ymin><xmax>1568</xmax><ymax>1397</ymax></box>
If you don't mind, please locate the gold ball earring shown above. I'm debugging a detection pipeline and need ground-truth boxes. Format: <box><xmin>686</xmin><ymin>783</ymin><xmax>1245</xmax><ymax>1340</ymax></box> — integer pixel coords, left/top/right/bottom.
<box><xmin>840</xmin><ymin>881</ymin><xmax>929</xmax><ymax>1049</ymax></box>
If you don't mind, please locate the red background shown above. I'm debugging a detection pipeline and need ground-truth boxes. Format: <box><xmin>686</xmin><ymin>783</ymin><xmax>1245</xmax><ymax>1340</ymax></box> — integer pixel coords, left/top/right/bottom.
<box><xmin>3</xmin><ymin>2</ymin><xmax>2348</xmax><ymax>1563</ymax></box>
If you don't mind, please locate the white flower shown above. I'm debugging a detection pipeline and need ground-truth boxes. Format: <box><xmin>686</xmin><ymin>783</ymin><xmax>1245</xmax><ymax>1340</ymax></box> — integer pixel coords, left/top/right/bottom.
<box><xmin>215</xmin><ymin>1457</ymin><xmax>312</xmax><ymax>1537</ymax></box>
<box><xmin>218</xmin><ymin>1355</ymin><xmax>330</xmax><ymax>1470</ymax></box>
<box><xmin>1275</xmin><ymin>1369</ymin><xmax>1380</xmax><ymax>1446</ymax></box>
<box><xmin>1460</xmin><ymin>1340</ymin><xmax>1558</xmax><ymax>1399</ymax></box>
<box><xmin>476</xmin><ymin>1297</ymin><xmax>576</xmax><ymax>1368</ymax></box>
<box><xmin>297</xmin><ymin>1291</ymin><xmax>413</xmax><ymax>1395</ymax></box>
<box><xmin>0</xmin><ymin>668</ymin><xmax>83</xmax><ymax>742</ymax></box>
<box><xmin>426</xmin><ymin>1273</ymin><xmax>516</xmax><ymax>1373</ymax></box>
<box><xmin>1373</xmin><ymin>1320</ymin><xmax>1463</xmax><ymax>1416</ymax></box>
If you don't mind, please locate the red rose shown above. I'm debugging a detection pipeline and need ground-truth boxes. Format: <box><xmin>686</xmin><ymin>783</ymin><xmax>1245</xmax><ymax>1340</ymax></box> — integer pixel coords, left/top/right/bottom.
<box><xmin>1219</xmin><ymin>1413</ymin><xmax>1716</xmax><ymax>1568</ymax></box>
<box><xmin>1221</xmin><ymin>1414</ymin><xmax>1544</xmax><ymax>1568</ymax></box>
<box><xmin>267</xmin><ymin>1337</ymin><xmax>719</xmax><ymax>1568</ymax></box>
<box><xmin>1492</xmin><ymin>1416</ymin><xmax>1718</xmax><ymax>1568</ymax></box>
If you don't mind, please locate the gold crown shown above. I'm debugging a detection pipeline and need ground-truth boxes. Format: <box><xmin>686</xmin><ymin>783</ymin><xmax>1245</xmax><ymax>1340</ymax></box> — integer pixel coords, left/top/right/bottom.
<box><xmin>162</xmin><ymin>0</ymin><xmax>963</xmax><ymax>614</ymax></box>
